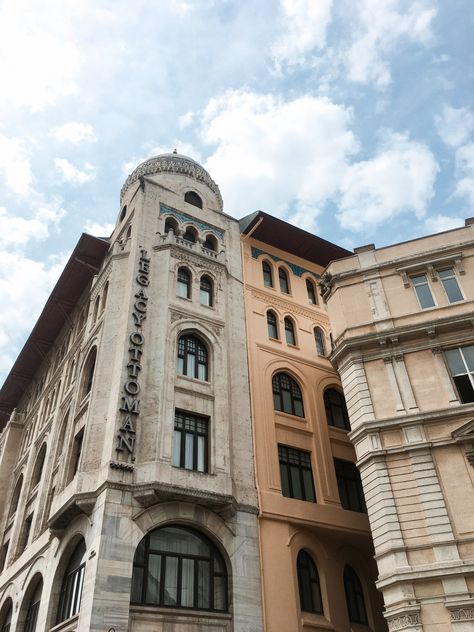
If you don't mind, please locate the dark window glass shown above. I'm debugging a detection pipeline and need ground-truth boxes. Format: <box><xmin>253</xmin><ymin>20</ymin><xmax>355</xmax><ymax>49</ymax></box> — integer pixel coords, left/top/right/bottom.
<box><xmin>131</xmin><ymin>525</ymin><xmax>227</xmax><ymax>612</ymax></box>
<box><xmin>57</xmin><ymin>540</ymin><xmax>86</xmax><ymax>624</ymax></box>
<box><xmin>165</xmin><ymin>218</ymin><xmax>178</xmax><ymax>234</ymax></box>
<box><xmin>32</xmin><ymin>444</ymin><xmax>46</xmax><ymax>488</ymax></box>
<box><xmin>19</xmin><ymin>514</ymin><xmax>33</xmax><ymax>554</ymax></box>
<box><xmin>344</xmin><ymin>566</ymin><xmax>368</xmax><ymax>624</ymax></box>
<box><xmin>83</xmin><ymin>348</ymin><xmax>97</xmax><ymax>397</ymax></box>
<box><xmin>262</xmin><ymin>261</ymin><xmax>273</xmax><ymax>287</ymax></box>
<box><xmin>203</xmin><ymin>235</ymin><xmax>217</xmax><ymax>251</ymax></box>
<box><xmin>445</xmin><ymin>346</ymin><xmax>474</xmax><ymax>403</ymax></box>
<box><xmin>0</xmin><ymin>601</ymin><xmax>12</xmax><ymax>632</ymax></box>
<box><xmin>324</xmin><ymin>389</ymin><xmax>350</xmax><ymax>430</ymax></box>
<box><xmin>272</xmin><ymin>373</ymin><xmax>304</xmax><ymax>417</ymax></box>
<box><xmin>412</xmin><ymin>274</ymin><xmax>435</xmax><ymax>309</ymax></box>
<box><xmin>72</xmin><ymin>428</ymin><xmax>84</xmax><ymax>477</ymax></box>
<box><xmin>177</xmin><ymin>268</ymin><xmax>191</xmax><ymax>299</ymax></box>
<box><xmin>334</xmin><ymin>459</ymin><xmax>366</xmax><ymax>513</ymax></box>
<box><xmin>284</xmin><ymin>317</ymin><xmax>296</xmax><ymax>345</ymax></box>
<box><xmin>183</xmin><ymin>229</ymin><xmax>196</xmax><ymax>243</ymax></box>
<box><xmin>306</xmin><ymin>279</ymin><xmax>317</xmax><ymax>304</ymax></box>
<box><xmin>177</xmin><ymin>335</ymin><xmax>208</xmax><ymax>381</ymax></box>
<box><xmin>9</xmin><ymin>475</ymin><xmax>23</xmax><ymax>518</ymax></box>
<box><xmin>439</xmin><ymin>268</ymin><xmax>463</xmax><ymax>303</ymax></box>
<box><xmin>184</xmin><ymin>191</ymin><xmax>203</xmax><ymax>209</ymax></box>
<box><xmin>314</xmin><ymin>328</ymin><xmax>326</xmax><ymax>356</ymax></box>
<box><xmin>172</xmin><ymin>411</ymin><xmax>208</xmax><ymax>473</ymax></box>
<box><xmin>0</xmin><ymin>542</ymin><xmax>9</xmax><ymax>573</ymax></box>
<box><xmin>279</xmin><ymin>268</ymin><xmax>289</xmax><ymax>293</ymax></box>
<box><xmin>278</xmin><ymin>445</ymin><xmax>315</xmax><ymax>502</ymax></box>
<box><xmin>200</xmin><ymin>276</ymin><xmax>213</xmax><ymax>307</ymax></box>
<box><xmin>267</xmin><ymin>311</ymin><xmax>278</xmax><ymax>339</ymax></box>
<box><xmin>24</xmin><ymin>579</ymin><xmax>42</xmax><ymax>632</ymax></box>
<box><xmin>297</xmin><ymin>551</ymin><xmax>323</xmax><ymax>613</ymax></box>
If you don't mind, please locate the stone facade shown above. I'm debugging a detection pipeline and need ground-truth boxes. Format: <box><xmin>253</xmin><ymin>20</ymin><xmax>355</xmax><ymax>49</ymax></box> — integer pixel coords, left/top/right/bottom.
<box><xmin>325</xmin><ymin>219</ymin><xmax>474</xmax><ymax>631</ymax></box>
<box><xmin>0</xmin><ymin>155</ymin><xmax>263</xmax><ymax>632</ymax></box>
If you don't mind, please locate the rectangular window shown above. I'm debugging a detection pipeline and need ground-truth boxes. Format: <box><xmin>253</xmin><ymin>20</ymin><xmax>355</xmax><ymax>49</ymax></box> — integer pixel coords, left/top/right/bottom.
<box><xmin>412</xmin><ymin>273</ymin><xmax>435</xmax><ymax>309</ymax></box>
<box><xmin>334</xmin><ymin>459</ymin><xmax>366</xmax><ymax>513</ymax></box>
<box><xmin>438</xmin><ymin>268</ymin><xmax>463</xmax><ymax>303</ymax></box>
<box><xmin>445</xmin><ymin>346</ymin><xmax>474</xmax><ymax>403</ymax></box>
<box><xmin>172</xmin><ymin>411</ymin><xmax>208</xmax><ymax>472</ymax></box>
<box><xmin>278</xmin><ymin>445</ymin><xmax>316</xmax><ymax>502</ymax></box>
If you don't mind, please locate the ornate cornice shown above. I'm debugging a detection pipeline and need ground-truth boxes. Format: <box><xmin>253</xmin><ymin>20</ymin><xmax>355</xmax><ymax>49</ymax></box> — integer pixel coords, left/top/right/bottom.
<box><xmin>388</xmin><ymin>613</ymin><xmax>421</xmax><ymax>631</ymax></box>
<box><xmin>120</xmin><ymin>154</ymin><xmax>223</xmax><ymax>211</ymax></box>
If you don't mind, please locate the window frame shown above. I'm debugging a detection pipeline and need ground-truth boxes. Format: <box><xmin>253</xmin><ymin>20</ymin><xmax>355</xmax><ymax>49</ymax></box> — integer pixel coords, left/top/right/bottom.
<box><xmin>177</xmin><ymin>267</ymin><xmax>191</xmax><ymax>299</ymax></box>
<box><xmin>306</xmin><ymin>278</ymin><xmax>317</xmax><ymax>305</ymax></box>
<box><xmin>184</xmin><ymin>191</ymin><xmax>203</xmax><ymax>209</ymax></box>
<box><xmin>411</xmin><ymin>273</ymin><xmax>436</xmax><ymax>309</ymax></box>
<box><xmin>267</xmin><ymin>310</ymin><xmax>279</xmax><ymax>340</ymax></box>
<box><xmin>284</xmin><ymin>317</ymin><xmax>296</xmax><ymax>346</ymax></box>
<box><xmin>24</xmin><ymin>578</ymin><xmax>42</xmax><ymax>632</ymax></box>
<box><xmin>262</xmin><ymin>261</ymin><xmax>273</xmax><ymax>288</ymax></box>
<box><xmin>438</xmin><ymin>267</ymin><xmax>464</xmax><ymax>303</ymax></box>
<box><xmin>324</xmin><ymin>388</ymin><xmax>350</xmax><ymax>431</ymax></box>
<box><xmin>279</xmin><ymin>267</ymin><xmax>290</xmax><ymax>294</ymax></box>
<box><xmin>272</xmin><ymin>372</ymin><xmax>305</xmax><ymax>418</ymax></box>
<box><xmin>314</xmin><ymin>327</ymin><xmax>326</xmax><ymax>356</ymax></box>
<box><xmin>57</xmin><ymin>540</ymin><xmax>86</xmax><ymax>625</ymax></box>
<box><xmin>297</xmin><ymin>550</ymin><xmax>323</xmax><ymax>614</ymax></box>
<box><xmin>278</xmin><ymin>444</ymin><xmax>316</xmax><ymax>502</ymax></box>
<box><xmin>177</xmin><ymin>334</ymin><xmax>209</xmax><ymax>381</ymax></box>
<box><xmin>172</xmin><ymin>410</ymin><xmax>209</xmax><ymax>473</ymax></box>
<box><xmin>200</xmin><ymin>275</ymin><xmax>213</xmax><ymax>307</ymax></box>
<box><xmin>344</xmin><ymin>565</ymin><xmax>368</xmax><ymax>625</ymax></box>
<box><xmin>445</xmin><ymin>345</ymin><xmax>474</xmax><ymax>404</ymax></box>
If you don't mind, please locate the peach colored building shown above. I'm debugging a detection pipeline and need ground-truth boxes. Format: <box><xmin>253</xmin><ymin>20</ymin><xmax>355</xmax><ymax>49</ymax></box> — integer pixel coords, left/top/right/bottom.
<box><xmin>240</xmin><ymin>212</ymin><xmax>387</xmax><ymax>632</ymax></box>
<box><xmin>325</xmin><ymin>218</ymin><xmax>474</xmax><ymax>631</ymax></box>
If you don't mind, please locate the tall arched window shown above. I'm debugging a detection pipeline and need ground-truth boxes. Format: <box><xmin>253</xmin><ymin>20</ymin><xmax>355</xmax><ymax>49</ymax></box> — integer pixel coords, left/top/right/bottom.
<box><xmin>165</xmin><ymin>217</ymin><xmax>178</xmax><ymax>234</ymax></box>
<box><xmin>8</xmin><ymin>474</ymin><xmax>23</xmax><ymax>518</ymax></box>
<box><xmin>81</xmin><ymin>347</ymin><xmax>97</xmax><ymax>399</ymax></box>
<box><xmin>272</xmin><ymin>372</ymin><xmax>304</xmax><ymax>417</ymax></box>
<box><xmin>262</xmin><ymin>261</ymin><xmax>273</xmax><ymax>287</ymax></box>
<box><xmin>306</xmin><ymin>279</ymin><xmax>317</xmax><ymax>304</ymax></box>
<box><xmin>31</xmin><ymin>444</ymin><xmax>47</xmax><ymax>488</ymax></box>
<box><xmin>344</xmin><ymin>566</ymin><xmax>368</xmax><ymax>625</ymax></box>
<box><xmin>177</xmin><ymin>335</ymin><xmax>208</xmax><ymax>381</ymax></box>
<box><xmin>200</xmin><ymin>276</ymin><xmax>213</xmax><ymax>307</ymax></box>
<box><xmin>57</xmin><ymin>540</ymin><xmax>86</xmax><ymax>624</ymax></box>
<box><xmin>324</xmin><ymin>388</ymin><xmax>350</xmax><ymax>430</ymax></box>
<box><xmin>0</xmin><ymin>599</ymin><xmax>12</xmax><ymax>632</ymax></box>
<box><xmin>279</xmin><ymin>267</ymin><xmax>290</xmax><ymax>293</ymax></box>
<box><xmin>267</xmin><ymin>311</ymin><xmax>278</xmax><ymax>339</ymax></box>
<box><xmin>131</xmin><ymin>525</ymin><xmax>227</xmax><ymax>611</ymax></box>
<box><xmin>184</xmin><ymin>191</ymin><xmax>203</xmax><ymax>209</ymax></box>
<box><xmin>297</xmin><ymin>551</ymin><xmax>323</xmax><ymax>614</ymax></box>
<box><xmin>284</xmin><ymin>317</ymin><xmax>296</xmax><ymax>345</ymax></box>
<box><xmin>177</xmin><ymin>267</ymin><xmax>191</xmax><ymax>299</ymax></box>
<box><xmin>314</xmin><ymin>327</ymin><xmax>326</xmax><ymax>356</ymax></box>
<box><xmin>24</xmin><ymin>577</ymin><xmax>42</xmax><ymax>632</ymax></box>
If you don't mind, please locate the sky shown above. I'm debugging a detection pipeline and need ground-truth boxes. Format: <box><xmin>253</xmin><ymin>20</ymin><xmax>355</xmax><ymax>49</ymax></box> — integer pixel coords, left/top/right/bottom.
<box><xmin>0</xmin><ymin>0</ymin><xmax>473</xmax><ymax>383</ymax></box>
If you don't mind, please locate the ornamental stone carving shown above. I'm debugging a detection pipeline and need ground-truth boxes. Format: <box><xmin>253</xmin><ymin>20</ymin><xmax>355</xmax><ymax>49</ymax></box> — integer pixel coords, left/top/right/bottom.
<box><xmin>450</xmin><ymin>607</ymin><xmax>474</xmax><ymax>621</ymax></box>
<box><xmin>121</xmin><ymin>153</ymin><xmax>223</xmax><ymax>211</ymax></box>
<box><xmin>388</xmin><ymin>614</ymin><xmax>421</xmax><ymax>631</ymax></box>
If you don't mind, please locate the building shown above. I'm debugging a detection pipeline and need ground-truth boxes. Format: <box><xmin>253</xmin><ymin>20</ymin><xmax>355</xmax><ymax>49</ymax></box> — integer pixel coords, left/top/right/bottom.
<box><xmin>325</xmin><ymin>219</ymin><xmax>474</xmax><ymax>631</ymax></box>
<box><xmin>0</xmin><ymin>154</ymin><xmax>264</xmax><ymax>632</ymax></box>
<box><xmin>239</xmin><ymin>212</ymin><xmax>387</xmax><ymax>632</ymax></box>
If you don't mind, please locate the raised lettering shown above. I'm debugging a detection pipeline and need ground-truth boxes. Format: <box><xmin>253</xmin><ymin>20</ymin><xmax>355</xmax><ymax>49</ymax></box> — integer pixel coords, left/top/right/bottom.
<box><xmin>132</xmin><ymin>312</ymin><xmax>146</xmax><ymax>325</ymax></box>
<box><xmin>116</xmin><ymin>431</ymin><xmax>136</xmax><ymax>454</ymax></box>
<box><xmin>128</xmin><ymin>347</ymin><xmax>143</xmax><ymax>361</ymax></box>
<box><xmin>124</xmin><ymin>379</ymin><xmax>140</xmax><ymax>395</ymax></box>
<box><xmin>127</xmin><ymin>361</ymin><xmax>142</xmax><ymax>378</ymax></box>
<box><xmin>130</xmin><ymin>332</ymin><xmax>144</xmax><ymax>345</ymax></box>
<box><xmin>136</xmin><ymin>273</ymin><xmax>149</xmax><ymax>286</ymax></box>
<box><xmin>120</xmin><ymin>397</ymin><xmax>140</xmax><ymax>414</ymax></box>
<box><xmin>134</xmin><ymin>299</ymin><xmax>147</xmax><ymax>313</ymax></box>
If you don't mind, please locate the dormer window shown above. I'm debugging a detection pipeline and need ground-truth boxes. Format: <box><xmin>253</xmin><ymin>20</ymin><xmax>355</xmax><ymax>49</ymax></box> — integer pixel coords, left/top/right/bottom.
<box><xmin>184</xmin><ymin>191</ymin><xmax>203</xmax><ymax>209</ymax></box>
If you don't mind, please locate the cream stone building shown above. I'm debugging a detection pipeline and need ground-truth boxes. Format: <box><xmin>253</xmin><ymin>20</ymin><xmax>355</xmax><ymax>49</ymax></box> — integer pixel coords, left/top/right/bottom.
<box><xmin>325</xmin><ymin>219</ymin><xmax>474</xmax><ymax>632</ymax></box>
<box><xmin>0</xmin><ymin>154</ymin><xmax>264</xmax><ymax>632</ymax></box>
<box><xmin>240</xmin><ymin>212</ymin><xmax>387</xmax><ymax>632</ymax></box>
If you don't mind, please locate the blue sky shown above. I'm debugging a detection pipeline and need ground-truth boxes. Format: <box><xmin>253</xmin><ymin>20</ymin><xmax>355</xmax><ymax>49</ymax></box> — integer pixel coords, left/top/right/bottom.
<box><xmin>1</xmin><ymin>0</ymin><xmax>473</xmax><ymax>381</ymax></box>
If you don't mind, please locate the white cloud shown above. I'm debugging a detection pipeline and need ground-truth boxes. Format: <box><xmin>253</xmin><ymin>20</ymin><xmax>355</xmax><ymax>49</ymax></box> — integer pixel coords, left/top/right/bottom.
<box><xmin>201</xmin><ymin>90</ymin><xmax>358</xmax><ymax>217</ymax></box>
<box><xmin>84</xmin><ymin>220</ymin><xmax>114</xmax><ymax>237</ymax></box>
<box><xmin>424</xmin><ymin>213</ymin><xmax>463</xmax><ymax>233</ymax></box>
<box><xmin>51</xmin><ymin>122</ymin><xmax>96</xmax><ymax>144</ymax></box>
<box><xmin>0</xmin><ymin>206</ymin><xmax>65</xmax><ymax>248</ymax></box>
<box><xmin>454</xmin><ymin>143</ymin><xmax>474</xmax><ymax>206</ymax></box>
<box><xmin>345</xmin><ymin>0</ymin><xmax>437</xmax><ymax>87</ymax></box>
<box><xmin>272</xmin><ymin>0</ymin><xmax>333</xmax><ymax>68</ymax></box>
<box><xmin>178</xmin><ymin>111</ymin><xmax>194</xmax><ymax>129</ymax></box>
<box><xmin>0</xmin><ymin>134</ymin><xmax>33</xmax><ymax>197</ymax></box>
<box><xmin>436</xmin><ymin>105</ymin><xmax>474</xmax><ymax>148</ymax></box>
<box><xmin>338</xmin><ymin>132</ymin><xmax>438</xmax><ymax>230</ymax></box>
<box><xmin>55</xmin><ymin>158</ymin><xmax>96</xmax><ymax>184</ymax></box>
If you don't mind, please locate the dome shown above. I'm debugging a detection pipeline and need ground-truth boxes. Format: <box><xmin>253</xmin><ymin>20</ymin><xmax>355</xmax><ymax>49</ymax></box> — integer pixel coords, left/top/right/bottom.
<box><xmin>120</xmin><ymin>152</ymin><xmax>223</xmax><ymax>211</ymax></box>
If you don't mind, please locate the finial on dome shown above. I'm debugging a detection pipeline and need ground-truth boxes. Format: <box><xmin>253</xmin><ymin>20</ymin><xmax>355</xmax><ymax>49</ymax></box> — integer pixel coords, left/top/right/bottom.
<box><xmin>173</xmin><ymin>147</ymin><xmax>177</xmax><ymax>154</ymax></box>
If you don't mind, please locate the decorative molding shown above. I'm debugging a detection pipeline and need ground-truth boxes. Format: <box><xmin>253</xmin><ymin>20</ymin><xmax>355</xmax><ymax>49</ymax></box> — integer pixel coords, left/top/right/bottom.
<box><xmin>110</xmin><ymin>460</ymin><xmax>135</xmax><ymax>472</ymax></box>
<box><xmin>159</xmin><ymin>204</ymin><xmax>224</xmax><ymax>238</ymax></box>
<box><xmin>387</xmin><ymin>613</ymin><xmax>421</xmax><ymax>631</ymax></box>
<box><xmin>169</xmin><ymin>246</ymin><xmax>225</xmax><ymax>280</ymax></box>
<box><xmin>250</xmin><ymin>246</ymin><xmax>320</xmax><ymax>279</ymax></box>
<box><xmin>450</xmin><ymin>607</ymin><xmax>474</xmax><ymax>621</ymax></box>
<box><xmin>250</xmin><ymin>287</ymin><xmax>327</xmax><ymax>324</ymax></box>
<box><xmin>120</xmin><ymin>154</ymin><xmax>223</xmax><ymax>210</ymax></box>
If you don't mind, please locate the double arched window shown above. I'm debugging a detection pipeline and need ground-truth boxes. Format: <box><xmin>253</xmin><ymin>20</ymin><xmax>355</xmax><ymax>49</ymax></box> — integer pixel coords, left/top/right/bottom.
<box><xmin>297</xmin><ymin>551</ymin><xmax>323</xmax><ymax>614</ymax></box>
<box><xmin>177</xmin><ymin>335</ymin><xmax>208</xmax><ymax>381</ymax></box>
<box><xmin>284</xmin><ymin>317</ymin><xmax>296</xmax><ymax>345</ymax></box>
<box><xmin>314</xmin><ymin>327</ymin><xmax>326</xmax><ymax>356</ymax></box>
<box><xmin>344</xmin><ymin>565</ymin><xmax>368</xmax><ymax>624</ymax></box>
<box><xmin>24</xmin><ymin>576</ymin><xmax>42</xmax><ymax>632</ymax></box>
<box><xmin>267</xmin><ymin>311</ymin><xmax>278</xmax><ymax>339</ymax></box>
<box><xmin>272</xmin><ymin>372</ymin><xmax>304</xmax><ymax>417</ymax></box>
<box><xmin>177</xmin><ymin>267</ymin><xmax>191</xmax><ymax>299</ymax></box>
<box><xmin>200</xmin><ymin>276</ymin><xmax>213</xmax><ymax>307</ymax></box>
<box><xmin>131</xmin><ymin>525</ymin><xmax>227</xmax><ymax>612</ymax></box>
<box><xmin>183</xmin><ymin>227</ymin><xmax>197</xmax><ymax>243</ymax></box>
<box><xmin>324</xmin><ymin>388</ymin><xmax>350</xmax><ymax>430</ymax></box>
<box><xmin>57</xmin><ymin>540</ymin><xmax>86</xmax><ymax>624</ymax></box>
<box><xmin>203</xmin><ymin>234</ymin><xmax>217</xmax><ymax>251</ymax></box>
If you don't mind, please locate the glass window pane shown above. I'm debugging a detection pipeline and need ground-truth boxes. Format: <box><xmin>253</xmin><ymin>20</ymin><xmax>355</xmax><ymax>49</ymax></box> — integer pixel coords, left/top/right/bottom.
<box><xmin>197</xmin><ymin>560</ymin><xmax>210</xmax><ymax>609</ymax></box>
<box><xmin>163</xmin><ymin>557</ymin><xmax>178</xmax><ymax>606</ymax></box>
<box><xmin>197</xmin><ymin>435</ymin><xmax>206</xmax><ymax>472</ymax></box>
<box><xmin>198</xmin><ymin>362</ymin><xmax>207</xmax><ymax>381</ymax></box>
<box><xmin>131</xmin><ymin>567</ymin><xmax>144</xmax><ymax>603</ymax></box>
<box><xmin>181</xmin><ymin>558</ymin><xmax>194</xmax><ymax>607</ymax></box>
<box><xmin>454</xmin><ymin>375</ymin><xmax>474</xmax><ymax>403</ymax></box>
<box><xmin>145</xmin><ymin>554</ymin><xmax>161</xmax><ymax>604</ymax></box>
<box><xmin>442</xmin><ymin>276</ymin><xmax>463</xmax><ymax>302</ymax></box>
<box><xmin>282</xmin><ymin>390</ymin><xmax>292</xmax><ymax>413</ymax></box>
<box><xmin>273</xmin><ymin>392</ymin><xmax>282</xmax><ymax>411</ymax></box>
<box><xmin>187</xmin><ymin>354</ymin><xmax>196</xmax><ymax>377</ymax></box>
<box><xmin>293</xmin><ymin>400</ymin><xmax>304</xmax><ymax>418</ymax></box>
<box><xmin>280</xmin><ymin>464</ymin><xmax>290</xmax><ymax>497</ymax></box>
<box><xmin>200</xmin><ymin>289</ymin><xmax>210</xmax><ymax>306</ymax></box>
<box><xmin>185</xmin><ymin>433</ymin><xmax>194</xmax><ymax>469</ymax></box>
<box><xmin>172</xmin><ymin>430</ymin><xmax>181</xmax><ymax>467</ymax></box>
<box><xmin>177</xmin><ymin>357</ymin><xmax>184</xmax><ymax>375</ymax></box>
<box><xmin>214</xmin><ymin>575</ymin><xmax>226</xmax><ymax>611</ymax></box>
<box><xmin>463</xmin><ymin>346</ymin><xmax>474</xmax><ymax>371</ymax></box>
<box><xmin>302</xmin><ymin>469</ymin><xmax>315</xmax><ymax>502</ymax></box>
<box><xmin>414</xmin><ymin>283</ymin><xmax>435</xmax><ymax>308</ymax></box>
<box><xmin>446</xmin><ymin>349</ymin><xmax>465</xmax><ymax>375</ymax></box>
<box><xmin>290</xmin><ymin>465</ymin><xmax>303</xmax><ymax>499</ymax></box>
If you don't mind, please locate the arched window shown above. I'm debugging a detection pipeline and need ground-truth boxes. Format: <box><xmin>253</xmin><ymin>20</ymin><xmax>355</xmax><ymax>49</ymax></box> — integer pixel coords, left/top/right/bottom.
<box><xmin>267</xmin><ymin>311</ymin><xmax>278</xmax><ymax>339</ymax></box>
<box><xmin>81</xmin><ymin>347</ymin><xmax>97</xmax><ymax>399</ymax></box>
<box><xmin>314</xmin><ymin>327</ymin><xmax>326</xmax><ymax>356</ymax></box>
<box><xmin>203</xmin><ymin>234</ymin><xmax>217</xmax><ymax>251</ymax></box>
<box><xmin>177</xmin><ymin>267</ymin><xmax>191</xmax><ymax>299</ymax></box>
<box><xmin>272</xmin><ymin>372</ymin><xmax>304</xmax><ymax>417</ymax></box>
<box><xmin>344</xmin><ymin>566</ymin><xmax>368</xmax><ymax>625</ymax></box>
<box><xmin>92</xmin><ymin>295</ymin><xmax>100</xmax><ymax>324</ymax></box>
<box><xmin>297</xmin><ymin>551</ymin><xmax>323</xmax><ymax>614</ymax></box>
<box><xmin>164</xmin><ymin>217</ymin><xmax>178</xmax><ymax>234</ymax></box>
<box><xmin>200</xmin><ymin>276</ymin><xmax>213</xmax><ymax>307</ymax></box>
<box><xmin>324</xmin><ymin>389</ymin><xmax>350</xmax><ymax>430</ymax></box>
<box><xmin>8</xmin><ymin>475</ymin><xmax>23</xmax><ymax>518</ymax></box>
<box><xmin>184</xmin><ymin>191</ymin><xmax>203</xmax><ymax>209</ymax></box>
<box><xmin>24</xmin><ymin>577</ymin><xmax>42</xmax><ymax>632</ymax></box>
<box><xmin>57</xmin><ymin>540</ymin><xmax>86</xmax><ymax>624</ymax></box>
<box><xmin>279</xmin><ymin>267</ymin><xmax>290</xmax><ymax>293</ymax></box>
<box><xmin>262</xmin><ymin>261</ymin><xmax>273</xmax><ymax>287</ymax></box>
<box><xmin>284</xmin><ymin>317</ymin><xmax>296</xmax><ymax>345</ymax></box>
<box><xmin>306</xmin><ymin>278</ymin><xmax>317</xmax><ymax>304</ymax></box>
<box><xmin>183</xmin><ymin>227</ymin><xmax>197</xmax><ymax>243</ymax></box>
<box><xmin>177</xmin><ymin>335</ymin><xmax>208</xmax><ymax>381</ymax></box>
<box><xmin>0</xmin><ymin>599</ymin><xmax>12</xmax><ymax>632</ymax></box>
<box><xmin>31</xmin><ymin>444</ymin><xmax>47</xmax><ymax>488</ymax></box>
<box><xmin>131</xmin><ymin>525</ymin><xmax>227</xmax><ymax>611</ymax></box>
<box><xmin>119</xmin><ymin>205</ymin><xmax>127</xmax><ymax>222</ymax></box>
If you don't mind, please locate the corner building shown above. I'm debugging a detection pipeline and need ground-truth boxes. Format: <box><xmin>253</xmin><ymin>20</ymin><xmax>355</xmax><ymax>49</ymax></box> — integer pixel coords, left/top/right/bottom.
<box><xmin>325</xmin><ymin>219</ymin><xmax>474</xmax><ymax>631</ymax></box>
<box><xmin>0</xmin><ymin>154</ymin><xmax>264</xmax><ymax>632</ymax></box>
<box><xmin>240</xmin><ymin>213</ymin><xmax>387</xmax><ymax>632</ymax></box>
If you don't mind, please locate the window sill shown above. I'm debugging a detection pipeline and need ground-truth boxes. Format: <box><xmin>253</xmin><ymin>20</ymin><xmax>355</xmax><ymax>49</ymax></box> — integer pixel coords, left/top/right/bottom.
<box><xmin>49</xmin><ymin>614</ymin><xmax>79</xmax><ymax>632</ymax></box>
<box><xmin>274</xmin><ymin>410</ymin><xmax>306</xmax><ymax>422</ymax></box>
<box><xmin>301</xmin><ymin>614</ymin><xmax>334</xmax><ymax>630</ymax></box>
